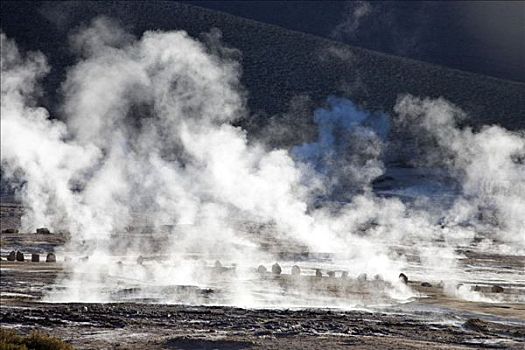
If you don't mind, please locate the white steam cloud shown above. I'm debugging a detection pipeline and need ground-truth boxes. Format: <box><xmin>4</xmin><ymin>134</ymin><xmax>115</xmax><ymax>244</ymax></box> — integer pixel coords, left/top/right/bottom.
<box><xmin>1</xmin><ymin>18</ymin><xmax>523</xmax><ymax>307</ymax></box>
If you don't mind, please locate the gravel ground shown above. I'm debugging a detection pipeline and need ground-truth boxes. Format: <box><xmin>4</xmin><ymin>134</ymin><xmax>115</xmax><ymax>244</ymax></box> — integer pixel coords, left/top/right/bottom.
<box><xmin>1</xmin><ymin>254</ymin><xmax>524</xmax><ymax>349</ymax></box>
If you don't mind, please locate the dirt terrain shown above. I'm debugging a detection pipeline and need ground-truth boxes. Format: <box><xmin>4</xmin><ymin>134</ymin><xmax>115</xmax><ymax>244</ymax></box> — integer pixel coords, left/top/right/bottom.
<box><xmin>1</xmin><ymin>227</ymin><xmax>524</xmax><ymax>349</ymax></box>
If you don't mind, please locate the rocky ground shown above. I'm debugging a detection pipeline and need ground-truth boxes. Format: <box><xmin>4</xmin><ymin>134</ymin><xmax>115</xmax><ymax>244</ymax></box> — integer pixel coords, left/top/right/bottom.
<box><xmin>2</xmin><ymin>298</ymin><xmax>524</xmax><ymax>350</ymax></box>
<box><xmin>1</xmin><ymin>227</ymin><xmax>524</xmax><ymax>349</ymax></box>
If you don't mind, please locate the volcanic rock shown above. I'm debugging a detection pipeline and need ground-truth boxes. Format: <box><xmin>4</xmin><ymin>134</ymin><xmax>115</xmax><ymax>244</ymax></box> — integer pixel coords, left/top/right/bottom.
<box><xmin>357</xmin><ymin>273</ymin><xmax>367</xmax><ymax>282</ymax></box>
<box><xmin>36</xmin><ymin>227</ymin><xmax>51</xmax><ymax>235</ymax></box>
<box><xmin>46</xmin><ymin>253</ymin><xmax>56</xmax><ymax>263</ymax></box>
<box><xmin>257</xmin><ymin>265</ymin><xmax>267</xmax><ymax>273</ymax></box>
<box><xmin>16</xmin><ymin>251</ymin><xmax>24</xmax><ymax>262</ymax></box>
<box><xmin>7</xmin><ymin>251</ymin><xmax>16</xmax><ymax>261</ymax></box>
<box><xmin>491</xmin><ymin>285</ymin><xmax>504</xmax><ymax>293</ymax></box>
<box><xmin>2</xmin><ymin>228</ymin><xmax>18</xmax><ymax>233</ymax></box>
<box><xmin>31</xmin><ymin>253</ymin><xmax>40</xmax><ymax>262</ymax></box>
<box><xmin>272</xmin><ymin>263</ymin><xmax>282</xmax><ymax>275</ymax></box>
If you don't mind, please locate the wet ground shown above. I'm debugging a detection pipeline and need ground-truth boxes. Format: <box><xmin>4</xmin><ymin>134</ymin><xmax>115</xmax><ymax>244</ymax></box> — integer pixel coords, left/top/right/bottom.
<box><xmin>1</xmin><ymin>230</ymin><xmax>524</xmax><ymax>349</ymax></box>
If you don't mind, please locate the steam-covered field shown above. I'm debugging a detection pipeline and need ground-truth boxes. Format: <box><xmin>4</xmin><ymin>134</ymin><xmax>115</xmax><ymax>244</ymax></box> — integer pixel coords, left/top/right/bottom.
<box><xmin>1</xmin><ymin>226</ymin><xmax>524</xmax><ymax>349</ymax></box>
<box><xmin>1</xmin><ymin>3</ymin><xmax>524</xmax><ymax>349</ymax></box>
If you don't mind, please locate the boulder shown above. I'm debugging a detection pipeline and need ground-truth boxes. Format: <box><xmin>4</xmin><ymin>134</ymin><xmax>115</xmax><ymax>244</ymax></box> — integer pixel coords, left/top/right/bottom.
<box><xmin>46</xmin><ymin>253</ymin><xmax>56</xmax><ymax>263</ymax></box>
<box><xmin>327</xmin><ymin>271</ymin><xmax>335</xmax><ymax>278</ymax></box>
<box><xmin>341</xmin><ymin>271</ymin><xmax>348</xmax><ymax>279</ymax></box>
<box><xmin>291</xmin><ymin>265</ymin><xmax>301</xmax><ymax>276</ymax></box>
<box><xmin>271</xmin><ymin>263</ymin><xmax>282</xmax><ymax>275</ymax></box>
<box><xmin>421</xmin><ymin>282</ymin><xmax>432</xmax><ymax>287</ymax></box>
<box><xmin>36</xmin><ymin>227</ymin><xmax>51</xmax><ymax>235</ymax></box>
<box><xmin>16</xmin><ymin>251</ymin><xmax>24</xmax><ymax>262</ymax></box>
<box><xmin>31</xmin><ymin>253</ymin><xmax>40</xmax><ymax>262</ymax></box>
<box><xmin>214</xmin><ymin>260</ymin><xmax>222</xmax><ymax>268</ymax></box>
<box><xmin>374</xmin><ymin>274</ymin><xmax>383</xmax><ymax>281</ymax></box>
<box><xmin>7</xmin><ymin>251</ymin><xmax>16</xmax><ymax>261</ymax></box>
<box><xmin>315</xmin><ymin>269</ymin><xmax>322</xmax><ymax>277</ymax></box>
<box><xmin>399</xmin><ymin>273</ymin><xmax>408</xmax><ymax>284</ymax></box>
<box><xmin>257</xmin><ymin>265</ymin><xmax>267</xmax><ymax>274</ymax></box>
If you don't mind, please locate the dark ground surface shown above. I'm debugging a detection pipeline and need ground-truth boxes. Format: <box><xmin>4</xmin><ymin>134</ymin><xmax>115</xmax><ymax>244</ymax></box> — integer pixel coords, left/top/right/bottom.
<box><xmin>2</xmin><ymin>299</ymin><xmax>524</xmax><ymax>350</ymax></box>
<box><xmin>1</xmin><ymin>226</ymin><xmax>524</xmax><ymax>349</ymax></box>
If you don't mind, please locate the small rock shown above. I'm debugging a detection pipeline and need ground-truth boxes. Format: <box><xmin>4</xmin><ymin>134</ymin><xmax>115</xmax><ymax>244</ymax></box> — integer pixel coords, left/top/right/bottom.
<box><xmin>464</xmin><ymin>318</ymin><xmax>487</xmax><ymax>332</ymax></box>
<box><xmin>80</xmin><ymin>256</ymin><xmax>89</xmax><ymax>262</ymax></box>
<box><xmin>491</xmin><ymin>285</ymin><xmax>504</xmax><ymax>293</ymax></box>
<box><xmin>137</xmin><ymin>256</ymin><xmax>144</xmax><ymax>265</ymax></box>
<box><xmin>291</xmin><ymin>265</ymin><xmax>301</xmax><ymax>276</ymax></box>
<box><xmin>399</xmin><ymin>273</ymin><xmax>408</xmax><ymax>284</ymax></box>
<box><xmin>327</xmin><ymin>271</ymin><xmax>335</xmax><ymax>278</ymax></box>
<box><xmin>421</xmin><ymin>282</ymin><xmax>432</xmax><ymax>287</ymax></box>
<box><xmin>257</xmin><ymin>265</ymin><xmax>267</xmax><ymax>273</ymax></box>
<box><xmin>46</xmin><ymin>253</ymin><xmax>56</xmax><ymax>263</ymax></box>
<box><xmin>473</xmin><ymin>285</ymin><xmax>481</xmax><ymax>292</ymax></box>
<box><xmin>64</xmin><ymin>256</ymin><xmax>72</xmax><ymax>263</ymax></box>
<box><xmin>272</xmin><ymin>263</ymin><xmax>282</xmax><ymax>275</ymax></box>
<box><xmin>31</xmin><ymin>253</ymin><xmax>40</xmax><ymax>262</ymax></box>
<box><xmin>315</xmin><ymin>269</ymin><xmax>322</xmax><ymax>278</ymax></box>
<box><xmin>341</xmin><ymin>271</ymin><xmax>348</xmax><ymax>279</ymax></box>
<box><xmin>357</xmin><ymin>273</ymin><xmax>367</xmax><ymax>282</ymax></box>
<box><xmin>16</xmin><ymin>251</ymin><xmax>24</xmax><ymax>262</ymax></box>
<box><xmin>374</xmin><ymin>274</ymin><xmax>383</xmax><ymax>281</ymax></box>
<box><xmin>7</xmin><ymin>251</ymin><xmax>16</xmax><ymax>261</ymax></box>
<box><xmin>214</xmin><ymin>260</ymin><xmax>222</xmax><ymax>268</ymax></box>
<box><xmin>36</xmin><ymin>227</ymin><xmax>51</xmax><ymax>235</ymax></box>
<box><xmin>2</xmin><ymin>228</ymin><xmax>18</xmax><ymax>233</ymax></box>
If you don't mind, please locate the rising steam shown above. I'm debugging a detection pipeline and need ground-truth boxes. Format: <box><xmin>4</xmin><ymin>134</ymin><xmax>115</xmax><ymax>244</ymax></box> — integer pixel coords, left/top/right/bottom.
<box><xmin>1</xmin><ymin>18</ymin><xmax>523</xmax><ymax>306</ymax></box>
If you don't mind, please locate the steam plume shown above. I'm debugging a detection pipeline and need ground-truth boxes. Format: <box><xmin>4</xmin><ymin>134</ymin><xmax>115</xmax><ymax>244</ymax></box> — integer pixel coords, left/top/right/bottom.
<box><xmin>1</xmin><ymin>18</ymin><xmax>523</xmax><ymax>306</ymax></box>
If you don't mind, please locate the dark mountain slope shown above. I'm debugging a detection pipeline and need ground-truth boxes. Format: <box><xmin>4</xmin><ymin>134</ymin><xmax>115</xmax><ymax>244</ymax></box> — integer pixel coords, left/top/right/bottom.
<box><xmin>1</xmin><ymin>1</ymin><xmax>524</xmax><ymax>136</ymax></box>
<box><xmin>183</xmin><ymin>1</ymin><xmax>525</xmax><ymax>83</ymax></box>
